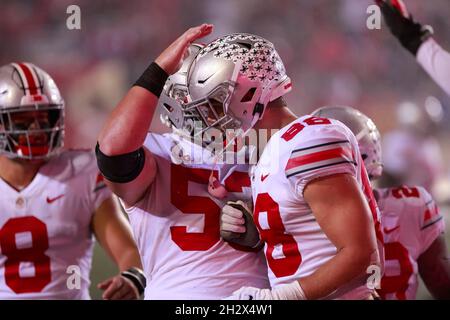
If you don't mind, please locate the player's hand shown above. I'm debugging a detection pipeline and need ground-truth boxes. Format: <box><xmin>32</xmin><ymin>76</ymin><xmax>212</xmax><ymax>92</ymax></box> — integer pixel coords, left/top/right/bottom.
<box><xmin>220</xmin><ymin>200</ymin><xmax>261</xmax><ymax>248</ymax></box>
<box><xmin>155</xmin><ymin>23</ymin><xmax>213</xmax><ymax>75</ymax></box>
<box><xmin>376</xmin><ymin>0</ymin><xmax>433</xmax><ymax>55</ymax></box>
<box><xmin>221</xmin><ymin>200</ymin><xmax>248</xmax><ymax>234</ymax></box>
<box><xmin>97</xmin><ymin>274</ymin><xmax>140</xmax><ymax>300</ymax></box>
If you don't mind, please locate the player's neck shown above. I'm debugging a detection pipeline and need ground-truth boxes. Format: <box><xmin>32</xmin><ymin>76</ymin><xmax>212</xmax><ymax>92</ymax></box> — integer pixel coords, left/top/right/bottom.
<box><xmin>0</xmin><ymin>156</ymin><xmax>44</xmax><ymax>191</ymax></box>
<box><xmin>255</xmin><ymin>104</ymin><xmax>297</xmax><ymax>139</ymax></box>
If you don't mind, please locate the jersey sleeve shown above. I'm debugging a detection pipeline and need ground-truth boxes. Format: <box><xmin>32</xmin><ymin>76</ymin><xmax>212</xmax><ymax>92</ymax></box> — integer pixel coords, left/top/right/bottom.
<box><xmin>285</xmin><ymin>122</ymin><xmax>359</xmax><ymax>196</ymax></box>
<box><xmin>90</xmin><ymin>170</ymin><xmax>112</xmax><ymax>211</ymax></box>
<box><xmin>417</xmin><ymin>38</ymin><xmax>450</xmax><ymax>97</ymax></box>
<box><xmin>80</xmin><ymin>151</ymin><xmax>112</xmax><ymax>212</ymax></box>
<box><xmin>417</xmin><ymin>186</ymin><xmax>445</xmax><ymax>254</ymax></box>
<box><xmin>143</xmin><ymin>133</ymin><xmax>174</xmax><ymax>161</ymax></box>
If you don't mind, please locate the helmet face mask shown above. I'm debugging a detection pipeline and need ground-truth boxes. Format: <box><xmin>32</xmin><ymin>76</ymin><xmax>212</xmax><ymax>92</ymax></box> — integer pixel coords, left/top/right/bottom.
<box><xmin>312</xmin><ymin>106</ymin><xmax>383</xmax><ymax>180</ymax></box>
<box><xmin>183</xmin><ymin>80</ymin><xmax>241</xmax><ymax>138</ymax></box>
<box><xmin>0</xmin><ymin>62</ymin><xmax>65</xmax><ymax>160</ymax></box>
<box><xmin>0</xmin><ymin>104</ymin><xmax>64</xmax><ymax>159</ymax></box>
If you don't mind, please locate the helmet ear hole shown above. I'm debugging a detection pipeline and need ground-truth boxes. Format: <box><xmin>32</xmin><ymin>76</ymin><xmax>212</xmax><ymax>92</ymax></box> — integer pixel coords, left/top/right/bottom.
<box><xmin>241</xmin><ymin>88</ymin><xmax>257</xmax><ymax>102</ymax></box>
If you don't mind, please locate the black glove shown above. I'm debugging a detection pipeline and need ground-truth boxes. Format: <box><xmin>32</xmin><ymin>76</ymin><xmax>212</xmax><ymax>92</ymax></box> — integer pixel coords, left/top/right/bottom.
<box><xmin>220</xmin><ymin>200</ymin><xmax>262</xmax><ymax>249</ymax></box>
<box><xmin>377</xmin><ymin>0</ymin><xmax>433</xmax><ymax>55</ymax></box>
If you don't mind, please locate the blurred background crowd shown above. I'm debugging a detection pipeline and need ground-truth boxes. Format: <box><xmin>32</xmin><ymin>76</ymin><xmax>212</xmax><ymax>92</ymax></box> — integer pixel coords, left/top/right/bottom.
<box><xmin>1</xmin><ymin>0</ymin><xmax>449</xmax><ymax>299</ymax></box>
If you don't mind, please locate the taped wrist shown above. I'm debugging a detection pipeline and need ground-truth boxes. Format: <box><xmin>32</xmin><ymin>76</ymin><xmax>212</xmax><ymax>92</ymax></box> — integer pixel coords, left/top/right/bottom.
<box><xmin>133</xmin><ymin>62</ymin><xmax>169</xmax><ymax>97</ymax></box>
<box><xmin>121</xmin><ymin>267</ymin><xmax>146</xmax><ymax>296</ymax></box>
<box><xmin>95</xmin><ymin>143</ymin><xmax>145</xmax><ymax>183</ymax></box>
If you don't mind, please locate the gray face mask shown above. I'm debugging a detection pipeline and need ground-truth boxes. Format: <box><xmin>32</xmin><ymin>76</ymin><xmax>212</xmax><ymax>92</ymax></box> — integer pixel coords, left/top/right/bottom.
<box><xmin>1</xmin><ymin>105</ymin><xmax>64</xmax><ymax>159</ymax></box>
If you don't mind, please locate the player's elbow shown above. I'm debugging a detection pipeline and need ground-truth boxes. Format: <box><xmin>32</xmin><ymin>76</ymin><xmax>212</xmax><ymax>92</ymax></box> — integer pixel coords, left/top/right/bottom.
<box><xmin>97</xmin><ymin>127</ymin><xmax>116</xmax><ymax>155</ymax></box>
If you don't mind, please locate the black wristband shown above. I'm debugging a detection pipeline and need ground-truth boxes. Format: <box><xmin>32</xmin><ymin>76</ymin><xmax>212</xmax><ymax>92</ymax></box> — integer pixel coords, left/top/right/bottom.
<box><xmin>95</xmin><ymin>143</ymin><xmax>146</xmax><ymax>184</ymax></box>
<box><xmin>121</xmin><ymin>267</ymin><xmax>146</xmax><ymax>296</ymax></box>
<box><xmin>134</xmin><ymin>62</ymin><xmax>169</xmax><ymax>97</ymax></box>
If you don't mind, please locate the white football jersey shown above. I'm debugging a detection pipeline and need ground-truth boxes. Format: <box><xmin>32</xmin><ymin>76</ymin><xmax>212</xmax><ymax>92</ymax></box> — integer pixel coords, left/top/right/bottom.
<box><xmin>376</xmin><ymin>186</ymin><xmax>445</xmax><ymax>300</ymax></box>
<box><xmin>0</xmin><ymin>150</ymin><xmax>111</xmax><ymax>299</ymax></box>
<box><xmin>417</xmin><ymin>38</ymin><xmax>450</xmax><ymax>97</ymax></box>
<box><xmin>123</xmin><ymin>133</ymin><xmax>269</xmax><ymax>300</ymax></box>
<box><xmin>251</xmin><ymin>115</ymin><xmax>383</xmax><ymax>299</ymax></box>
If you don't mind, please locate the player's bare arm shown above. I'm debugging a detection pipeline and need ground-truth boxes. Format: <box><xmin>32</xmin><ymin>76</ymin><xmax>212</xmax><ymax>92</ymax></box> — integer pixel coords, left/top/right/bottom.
<box><xmin>91</xmin><ymin>197</ymin><xmax>144</xmax><ymax>299</ymax></box>
<box><xmin>96</xmin><ymin>24</ymin><xmax>213</xmax><ymax>206</ymax></box>
<box><xmin>418</xmin><ymin>234</ymin><xmax>450</xmax><ymax>299</ymax></box>
<box><xmin>220</xmin><ymin>174</ymin><xmax>380</xmax><ymax>299</ymax></box>
<box><xmin>223</xmin><ymin>173</ymin><xmax>379</xmax><ymax>301</ymax></box>
<box><xmin>300</xmin><ymin>173</ymin><xmax>379</xmax><ymax>299</ymax></box>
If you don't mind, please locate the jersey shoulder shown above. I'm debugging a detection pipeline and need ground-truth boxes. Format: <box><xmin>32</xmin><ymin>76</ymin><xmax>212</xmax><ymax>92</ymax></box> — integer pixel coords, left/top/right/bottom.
<box><xmin>279</xmin><ymin>116</ymin><xmax>358</xmax><ymax>179</ymax></box>
<box><xmin>379</xmin><ymin>185</ymin><xmax>432</xmax><ymax>209</ymax></box>
<box><xmin>144</xmin><ymin>132</ymin><xmax>217</xmax><ymax>166</ymax></box>
<box><xmin>143</xmin><ymin>132</ymin><xmax>173</xmax><ymax>159</ymax></box>
<box><xmin>43</xmin><ymin>149</ymin><xmax>98</xmax><ymax>182</ymax></box>
<box><xmin>377</xmin><ymin>185</ymin><xmax>441</xmax><ymax>228</ymax></box>
<box><xmin>277</xmin><ymin>115</ymin><xmax>356</xmax><ymax>151</ymax></box>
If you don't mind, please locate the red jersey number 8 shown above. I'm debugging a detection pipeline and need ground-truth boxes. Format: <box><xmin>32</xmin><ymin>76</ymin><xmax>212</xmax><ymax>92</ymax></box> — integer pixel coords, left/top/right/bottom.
<box><xmin>253</xmin><ymin>192</ymin><xmax>302</xmax><ymax>277</ymax></box>
<box><xmin>0</xmin><ymin>216</ymin><xmax>51</xmax><ymax>293</ymax></box>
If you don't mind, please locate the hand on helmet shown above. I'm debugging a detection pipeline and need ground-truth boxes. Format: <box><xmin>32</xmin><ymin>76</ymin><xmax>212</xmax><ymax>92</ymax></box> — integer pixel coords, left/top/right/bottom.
<box><xmin>155</xmin><ymin>24</ymin><xmax>213</xmax><ymax>75</ymax></box>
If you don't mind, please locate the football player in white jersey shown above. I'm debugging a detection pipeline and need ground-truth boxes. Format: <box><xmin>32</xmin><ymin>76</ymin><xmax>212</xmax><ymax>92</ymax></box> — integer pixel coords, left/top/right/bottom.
<box><xmin>0</xmin><ymin>62</ymin><xmax>144</xmax><ymax>299</ymax></box>
<box><xmin>172</xmin><ymin>33</ymin><xmax>383</xmax><ymax>300</ymax></box>
<box><xmin>312</xmin><ymin>106</ymin><xmax>450</xmax><ymax>300</ymax></box>
<box><xmin>221</xmin><ymin>104</ymin><xmax>450</xmax><ymax>300</ymax></box>
<box><xmin>377</xmin><ymin>0</ymin><xmax>450</xmax><ymax>96</ymax></box>
<box><xmin>96</xmin><ymin>25</ymin><xmax>269</xmax><ymax>300</ymax></box>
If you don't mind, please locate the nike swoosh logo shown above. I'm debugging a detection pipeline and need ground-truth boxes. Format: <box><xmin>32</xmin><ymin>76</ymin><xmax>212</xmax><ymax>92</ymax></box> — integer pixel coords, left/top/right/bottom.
<box><xmin>46</xmin><ymin>194</ymin><xmax>65</xmax><ymax>204</ymax></box>
<box><xmin>198</xmin><ymin>72</ymin><xmax>215</xmax><ymax>84</ymax></box>
<box><xmin>261</xmin><ymin>174</ymin><xmax>269</xmax><ymax>182</ymax></box>
<box><xmin>383</xmin><ymin>225</ymin><xmax>400</xmax><ymax>234</ymax></box>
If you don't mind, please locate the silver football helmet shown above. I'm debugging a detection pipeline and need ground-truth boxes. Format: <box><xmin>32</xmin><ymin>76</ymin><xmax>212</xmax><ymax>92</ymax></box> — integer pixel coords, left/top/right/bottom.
<box><xmin>0</xmin><ymin>62</ymin><xmax>64</xmax><ymax>159</ymax></box>
<box><xmin>184</xmin><ymin>33</ymin><xmax>292</xmax><ymax>138</ymax></box>
<box><xmin>312</xmin><ymin>106</ymin><xmax>383</xmax><ymax>179</ymax></box>
<box><xmin>159</xmin><ymin>43</ymin><xmax>204</xmax><ymax>131</ymax></box>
